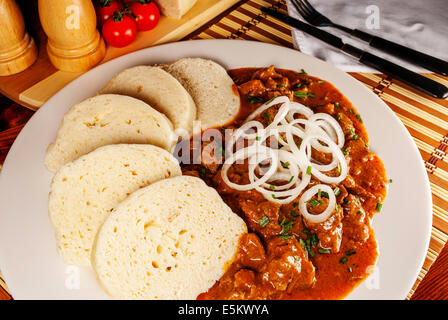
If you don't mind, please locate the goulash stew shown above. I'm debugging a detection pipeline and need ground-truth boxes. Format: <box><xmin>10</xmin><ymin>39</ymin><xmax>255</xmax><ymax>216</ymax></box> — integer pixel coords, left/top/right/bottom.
<box><xmin>180</xmin><ymin>66</ymin><xmax>388</xmax><ymax>300</ymax></box>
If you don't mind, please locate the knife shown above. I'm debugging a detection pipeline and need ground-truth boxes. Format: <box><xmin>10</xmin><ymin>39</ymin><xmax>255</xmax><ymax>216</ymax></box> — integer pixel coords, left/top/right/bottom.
<box><xmin>261</xmin><ymin>7</ymin><xmax>448</xmax><ymax>99</ymax></box>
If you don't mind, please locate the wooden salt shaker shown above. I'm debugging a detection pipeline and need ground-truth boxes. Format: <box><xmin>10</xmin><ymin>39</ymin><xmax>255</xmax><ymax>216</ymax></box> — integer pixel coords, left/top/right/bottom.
<box><xmin>0</xmin><ymin>0</ymin><xmax>38</xmax><ymax>76</ymax></box>
<box><xmin>38</xmin><ymin>0</ymin><xmax>106</xmax><ymax>72</ymax></box>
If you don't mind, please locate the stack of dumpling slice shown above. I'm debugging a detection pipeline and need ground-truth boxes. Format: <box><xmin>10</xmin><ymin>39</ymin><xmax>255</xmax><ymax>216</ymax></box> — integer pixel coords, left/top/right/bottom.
<box><xmin>46</xmin><ymin>58</ymin><xmax>246</xmax><ymax>300</ymax></box>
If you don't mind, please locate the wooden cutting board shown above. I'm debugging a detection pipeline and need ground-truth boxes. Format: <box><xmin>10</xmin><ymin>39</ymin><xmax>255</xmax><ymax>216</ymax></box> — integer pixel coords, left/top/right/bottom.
<box><xmin>0</xmin><ymin>0</ymin><xmax>241</xmax><ymax>110</ymax></box>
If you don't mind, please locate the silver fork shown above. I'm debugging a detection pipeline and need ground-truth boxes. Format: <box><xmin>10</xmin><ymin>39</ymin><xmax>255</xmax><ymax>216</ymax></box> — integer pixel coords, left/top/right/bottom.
<box><xmin>290</xmin><ymin>0</ymin><xmax>448</xmax><ymax>76</ymax></box>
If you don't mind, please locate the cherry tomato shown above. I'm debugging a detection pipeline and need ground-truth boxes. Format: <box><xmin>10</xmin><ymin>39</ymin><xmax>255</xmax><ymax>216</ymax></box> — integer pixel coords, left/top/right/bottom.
<box><xmin>130</xmin><ymin>1</ymin><xmax>160</xmax><ymax>31</ymax></box>
<box><xmin>102</xmin><ymin>14</ymin><xmax>137</xmax><ymax>48</ymax></box>
<box><xmin>96</xmin><ymin>0</ymin><xmax>122</xmax><ymax>28</ymax></box>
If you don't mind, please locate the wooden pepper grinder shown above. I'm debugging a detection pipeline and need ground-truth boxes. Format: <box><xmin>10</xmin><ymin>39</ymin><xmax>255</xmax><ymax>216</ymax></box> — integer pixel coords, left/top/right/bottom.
<box><xmin>0</xmin><ymin>0</ymin><xmax>38</xmax><ymax>76</ymax></box>
<box><xmin>38</xmin><ymin>0</ymin><xmax>106</xmax><ymax>72</ymax></box>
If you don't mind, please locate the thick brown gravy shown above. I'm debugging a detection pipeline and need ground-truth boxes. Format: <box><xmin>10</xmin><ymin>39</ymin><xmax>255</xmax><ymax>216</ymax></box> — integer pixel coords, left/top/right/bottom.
<box><xmin>181</xmin><ymin>66</ymin><xmax>388</xmax><ymax>300</ymax></box>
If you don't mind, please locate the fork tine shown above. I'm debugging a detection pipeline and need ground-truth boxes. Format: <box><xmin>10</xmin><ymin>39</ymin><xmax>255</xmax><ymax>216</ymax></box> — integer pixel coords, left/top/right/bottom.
<box><xmin>291</xmin><ymin>0</ymin><xmax>310</xmax><ymax>17</ymax></box>
<box><xmin>291</xmin><ymin>0</ymin><xmax>332</xmax><ymax>26</ymax></box>
<box><xmin>290</xmin><ymin>0</ymin><xmax>301</xmax><ymax>14</ymax></box>
<box><xmin>301</xmin><ymin>0</ymin><xmax>319</xmax><ymax>15</ymax></box>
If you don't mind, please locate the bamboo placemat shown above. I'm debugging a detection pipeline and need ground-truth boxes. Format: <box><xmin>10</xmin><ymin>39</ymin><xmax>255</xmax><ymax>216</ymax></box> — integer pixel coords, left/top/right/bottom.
<box><xmin>1</xmin><ymin>0</ymin><xmax>447</xmax><ymax>300</ymax></box>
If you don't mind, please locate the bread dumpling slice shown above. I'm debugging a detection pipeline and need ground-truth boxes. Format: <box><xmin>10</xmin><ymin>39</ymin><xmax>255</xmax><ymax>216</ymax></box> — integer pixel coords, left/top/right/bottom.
<box><xmin>154</xmin><ymin>0</ymin><xmax>198</xmax><ymax>19</ymax></box>
<box><xmin>162</xmin><ymin>58</ymin><xmax>240</xmax><ymax>130</ymax></box>
<box><xmin>92</xmin><ymin>175</ymin><xmax>247</xmax><ymax>300</ymax></box>
<box><xmin>99</xmin><ymin>66</ymin><xmax>197</xmax><ymax>138</ymax></box>
<box><xmin>45</xmin><ymin>94</ymin><xmax>176</xmax><ymax>172</ymax></box>
<box><xmin>49</xmin><ymin>144</ymin><xmax>182</xmax><ymax>266</ymax></box>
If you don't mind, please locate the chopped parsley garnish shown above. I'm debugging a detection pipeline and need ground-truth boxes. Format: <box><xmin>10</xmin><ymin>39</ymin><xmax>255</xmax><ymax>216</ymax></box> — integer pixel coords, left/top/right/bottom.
<box><xmin>290</xmin><ymin>210</ymin><xmax>298</xmax><ymax>217</ymax></box>
<box><xmin>345</xmin><ymin>249</ymin><xmax>357</xmax><ymax>256</ymax></box>
<box><xmin>340</xmin><ymin>257</ymin><xmax>348</xmax><ymax>264</ymax></box>
<box><xmin>295</xmin><ymin>83</ymin><xmax>302</xmax><ymax>89</ymax></box>
<box><xmin>292</xmin><ymin>202</ymin><xmax>298</xmax><ymax>208</ymax></box>
<box><xmin>288</xmin><ymin>176</ymin><xmax>294</xmax><ymax>183</ymax></box>
<box><xmin>255</xmin><ymin>136</ymin><xmax>260</xmax><ymax>141</ymax></box>
<box><xmin>299</xmin><ymin>68</ymin><xmax>308</xmax><ymax>76</ymax></box>
<box><xmin>277</xmin><ymin>84</ymin><xmax>285</xmax><ymax>88</ymax></box>
<box><xmin>333</xmin><ymin>187</ymin><xmax>341</xmax><ymax>196</ymax></box>
<box><xmin>247</xmin><ymin>94</ymin><xmax>262</xmax><ymax>104</ymax></box>
<box><xmin>307</xmin><ymin>92</ymin><xmax>315</xmax><ymax>98</ymax></box>
<box><xmin>281</xmin><ymin>161</ymin><xmax>290</xmax><ymax>168</ymax></box>
<box><xmin>376</xmin><ymin>203</ymin><xmax>383</xmax><ymax>211</ymax></box>
<box><xmin>317</xmin><ymin>189</ymin><xmax>322</xmax><ymax>200</ymax></box>
<box><xmin>335</xmin><ymin>203</ymin><xmax>339</xmax><ymax>211</ymax></box>
<box><xmin>344</xmin><ymin>199</ymin><xmax>351</xmax><ymax>205</ymax></box>
<box><xmin>303</xmin><ymin>228</ymin><xmax>312</xmax><ymax>237</ymax></box>
<box><xmin>269</xmin><ymin>185</ymin><xmax>275</xmax><ymax>190</ymax></box>
<box><xmin>199</xmin><ymin>167</ymin><xmax>206</xmax><ymax>178</ymax></box>
<box><xmin>280</xmin><ymin>234</ymin><xmax>291</xmax><ymax>240</ymax></box>
<box><xmin>306</xmin><ymin>239</ymin><xmax>313</xmax><ymax>253</ymax></box>
<box><xmin>389</xmin><ymin>178</ymin><xmax>393</xmax><ymax>183</ymax></box>
<box><xmin>349</xmin><ymin>108</ymin><xmax>355</xmax><ymax>114</ymax></box>
<box><xmin>308</xmin><ymin>248</ymin><xmax>316</xmax><ymax>257</ymax></box>
<box><xmin>343</xmin><ymin>149</ymin><xmax>349</xmax><ymax>156</ymax></box>
<box><xmin>334</xmin><ymin>102</ymin><xmax>340</xmax><ymax>108</ymax></box>
<box><xmin>281</xmin><ymin>220</ymin><xmax>294</xmax><ymax>236</ymax></box>
<box><xmin>337</xmin><ymin>113</ymin><xmax>342</xmax><ymax>121</ymax></box>
<box><xmin>307</xmin><ymin>199</ymin><xmax>321</xmax><ymax>209</ymax></box>
<box><xmin>258</xmin><ymin>216</ymin><xmax>270</xmax><ymax>228</ymax></box>
<box><xmin>318</xmin><ymin>248</ymin><xmax>331</xmax><ymax>254</ymax></box>
<box><xmin>265</xmin><ymin>96</ymin><xmax>277</xmax><ymax>105</ymax></box>
<box><xmin>306</xmin><ymin>166</ymin><xmax>312</xmax><ymax>175</ymax></box>
<box><xmin>356</xmin><ymin>114</ymin><xmax>363</xmax><ymax>123</ymax></box>
<box><xmin>294</xmin><ymin>91</ymin><xmax>308</xmax><ymax>99</ymax></box>
<box><xmin>272</xmin><ymin>194</ymin><xmax>277</xmax><ymax>199</ymax></box>
<box><xmin>361</xmin><ymin>138</ymin><xmax>369</xmax><ymax>148</ymax></box>
<box><xmin>300</xmin><ymin>229</ymin><xmax>320</xmax><ymax>258</ymax></box>
<box><xmin>317</xmin><ymin>80</ymin><xmax>324</xmax><ymax>84</ymax></box>
<box><xmin>263</xmin><ymin>112</ymin><xmax>271</xmax><ymax>119</ymax></box>
<box><xmin>349</xmin><ymin>128</ymin><xmax>358</xmax><ymax>140</ymax></box>
<box><xmin>311</xmin><ymin>233</ymin><xmax>319</xmax><ymax>247</ymax></box>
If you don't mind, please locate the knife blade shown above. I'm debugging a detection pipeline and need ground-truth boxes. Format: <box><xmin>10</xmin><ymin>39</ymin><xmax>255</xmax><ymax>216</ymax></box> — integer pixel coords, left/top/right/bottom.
<box><xmin>261</xmin><ymin>7</ymin><xmax>448</xmax><ymax>99</ymax></box>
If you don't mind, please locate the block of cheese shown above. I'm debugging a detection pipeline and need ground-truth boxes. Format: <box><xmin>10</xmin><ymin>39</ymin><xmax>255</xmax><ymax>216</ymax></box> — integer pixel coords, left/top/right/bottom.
<box><xmin>45</xmin><ymin>94</ymin><xmax>177</xmax><ymax>172</ymax></box>
<box><xmin>92</xmin><ymin>175</ymin><xmax>247</xmax><ymax>299</ymax></box>
<box><xmin>48</xmin><ymin>144</ymin><xmax>182</xmax><ymax>266</ymax></box>
<box><xmin>154</xmin><ymin>0</ymin><xmax>198</xmax><ymax>19</ymax></box>
<box><xmin>163</xmin><ymin>58</ymin><xmax>240</xmax><ymax>130</ymax></box>
<box><xmin>99</xmin><ymin>66</ymin><xmax>197</xmax><ymax>138</ymax></box>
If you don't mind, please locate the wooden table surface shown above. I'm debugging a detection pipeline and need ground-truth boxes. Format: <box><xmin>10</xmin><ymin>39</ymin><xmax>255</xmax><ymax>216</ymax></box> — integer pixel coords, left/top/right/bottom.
<box><xmin>1</xmin><ymin>0</ymin><xmax>448</xmax><ymax>300</ymax></box>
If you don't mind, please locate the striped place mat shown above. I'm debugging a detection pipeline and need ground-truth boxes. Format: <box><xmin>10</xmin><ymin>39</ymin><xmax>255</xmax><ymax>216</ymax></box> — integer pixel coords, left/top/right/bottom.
<box><xmin>1</xmin><ymin>0</ymin><xmax>447</xmax><ymax>300</ymax></box>
<box><xmin>189</xmin><ymin>0</ymin><xmax>448</xmax><ymax>299</ymax></box>
<box><xmin>0</xmin><ymin>271</ymin><xmax>10</xmax><ymax>299</ymax></box>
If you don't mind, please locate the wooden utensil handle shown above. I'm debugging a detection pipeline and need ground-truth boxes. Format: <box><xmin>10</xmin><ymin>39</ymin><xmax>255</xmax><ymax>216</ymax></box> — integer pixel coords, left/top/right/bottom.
<box><xmin>360</xmin><ymin>51</ymin><xmax>448</xmax><ymax>99</ymax></box>
<box><xmin>351</xmin><ymin>29</ymin><xmax>448</xmax><ymax>76</ymax></box>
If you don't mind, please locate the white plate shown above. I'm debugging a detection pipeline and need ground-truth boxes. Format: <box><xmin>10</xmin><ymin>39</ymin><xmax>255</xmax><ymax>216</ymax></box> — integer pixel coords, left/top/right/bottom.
<box><xmin>0</xmin><ymin>40</ymin><xmax>432</xmax><ymax>300</ymax></box>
